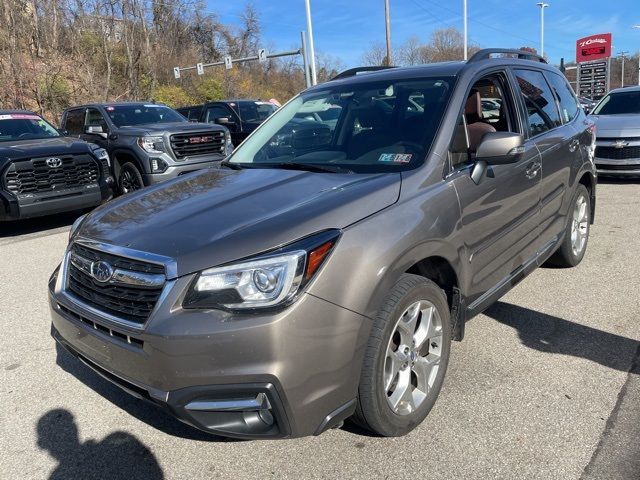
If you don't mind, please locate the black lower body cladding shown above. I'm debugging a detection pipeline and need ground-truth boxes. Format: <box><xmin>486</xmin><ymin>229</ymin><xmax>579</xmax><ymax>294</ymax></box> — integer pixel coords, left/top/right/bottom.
<box><xmin>49</xmin><ymin>268</ymin><xmax>371</xmax><ymax>439</ymax></box>
<box><xmin>0</xmin><ymin>183</ymin><xmax>113</xmax><ymax>221</ymax></box>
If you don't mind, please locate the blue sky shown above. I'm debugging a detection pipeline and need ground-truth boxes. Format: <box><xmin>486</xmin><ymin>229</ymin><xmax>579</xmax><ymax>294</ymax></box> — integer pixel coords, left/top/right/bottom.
<box><xmin>210</xmin><ymin>0</ymin><xmax>640</xmax><ymax>67</ymax></box>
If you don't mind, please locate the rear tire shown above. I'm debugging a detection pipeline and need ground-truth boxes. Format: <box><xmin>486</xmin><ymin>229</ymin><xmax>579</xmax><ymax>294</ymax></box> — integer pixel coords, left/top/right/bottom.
<box><xmin>548</xmin><ymin>184</ymin><xmax>591</xmax><ymax>267</ymax></box>
<box><xmin>118</xmin><ymin>162</ymin><xmax>144</xmax><ymax>195</ymax></box>
<box><xmin>352</xmin><ymin>274</ymin><xmax>452</xmax><ymax>436</ymax></box>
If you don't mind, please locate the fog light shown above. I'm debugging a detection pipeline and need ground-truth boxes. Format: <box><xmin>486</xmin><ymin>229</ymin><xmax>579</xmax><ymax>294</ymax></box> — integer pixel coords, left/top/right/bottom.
<box><xmin>150</xmin><ymin>157</ymin><xmax>168</xmax><ymax>173</ymax></box>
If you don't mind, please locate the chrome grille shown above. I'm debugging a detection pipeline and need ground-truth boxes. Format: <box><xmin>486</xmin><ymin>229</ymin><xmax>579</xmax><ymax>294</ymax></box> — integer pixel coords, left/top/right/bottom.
<box><xmin>3</xmin><ymin>155</ymin><xmax>99</xmax><ymax>195</ymax></box>
<box><xmin>170</xmin><ymin>131</ymin><xmax>225</xmax><ymax>159</ymax></box>
<box><xmin>66</xmin><ymin>243</ymin><xmax>165</xmax><ymax>325</ymax></box>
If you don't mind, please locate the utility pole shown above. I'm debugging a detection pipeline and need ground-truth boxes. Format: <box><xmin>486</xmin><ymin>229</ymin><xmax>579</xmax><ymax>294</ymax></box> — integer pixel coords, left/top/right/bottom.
<box><xmin>384</xmin><ymin>0</ymin><xmax>392</xmax><ymax>66</ymax></box>
<box><xmin>536</xmin><ymin>2</ymin><xmax>549</xmax><ymax>58</ymax></box>
<box><xmin>618</xmin><ymin>51</ymin><xmax>628</xmax><ymax>87</ymax></box>
<box><xmin>634</xmin><ymin>25</ymin><xmax>640</xmax><ymax>86</ymax></box>
<box><xmin>463</xmin><ymin>0</ymin><xmax>468</xmax><ymax>60</ymax></box>
<box><xmin>304</xmin><ymin>0</ymin><xmax>317</xmax><ymax>85</ymax></box>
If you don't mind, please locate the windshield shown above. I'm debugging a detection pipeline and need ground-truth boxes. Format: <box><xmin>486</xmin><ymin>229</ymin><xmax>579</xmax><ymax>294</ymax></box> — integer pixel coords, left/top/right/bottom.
<box><xmin>106</xmin><ymin>105</ymin><xmax>185</xmax><ymax>127</ymax></box>
<box><xmin>227</xmin><ymin>77</ymin><xmax>453</xmax><ymax>173</ymax></box>
<box><xmin>592</xmin><ymin>91</ymin><xmax>640</xmax><ymax>115</ymax></box>
<box><xmin>0</xmin><ymin>114</ymin><xmax>60</xmax><ymax>142</ymax></box>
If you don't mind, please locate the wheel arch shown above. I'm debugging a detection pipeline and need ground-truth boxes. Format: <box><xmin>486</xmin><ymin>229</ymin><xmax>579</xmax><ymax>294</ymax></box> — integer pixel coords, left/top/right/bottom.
<box><xmin>577</xmin><ymin>170</ymin><xmax>596</xmax><ymax>224</ymax></box>
<box><xmin>405</xmin><ymin>255</ymin><xmax>465</xmax><ymax>341</ymax></box>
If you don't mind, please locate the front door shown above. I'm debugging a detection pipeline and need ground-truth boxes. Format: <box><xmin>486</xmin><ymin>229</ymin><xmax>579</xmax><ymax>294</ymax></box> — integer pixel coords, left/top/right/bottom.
<box><xmin>448</xmin><ymin>71</ymin><xmax>542</xmax><ymax>307</ymax></box>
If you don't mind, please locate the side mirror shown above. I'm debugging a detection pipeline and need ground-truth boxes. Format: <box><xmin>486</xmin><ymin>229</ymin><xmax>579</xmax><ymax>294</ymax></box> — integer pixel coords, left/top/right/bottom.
<box><xmin>215</xmin><ymin>117</ymin><xmax>233</xmax><ymax>125</ymax></box>
<box><xmin>86</xmin><ymin>125</ymin><xmax>108</xmax><ymax>139</ymax></box>
<box><xmin>476</xmin><ymin>132</ymin><xmax>524</xmax><ymax>164</ymax></box>
<box><xmin>471</xmin><ymin>132</ymin><xmax>524</xmax><ymax>184</ymax></box>
<box><xmin>58</xmin><ymin>129</ymin><xmax>69</xmax><ymax>136</ymax></box>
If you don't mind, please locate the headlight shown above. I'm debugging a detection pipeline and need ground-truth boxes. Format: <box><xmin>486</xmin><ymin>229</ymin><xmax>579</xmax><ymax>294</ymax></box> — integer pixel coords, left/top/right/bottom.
<box><xmin>137</xmin><ymin>136</ymin><xmax>165</xmax><ymax>154</ymax></box>
<box><xmin>69</xmin><ymin>213</ymin><xmax>87</xmax><ymax>241</ymax></box>
<box><xmin>183</xmin><ymin>230</ymin><xmax>340</xmax><ymax>310</ymax></box>
<box><xmin>93</xmin><ymin>147</ymin><xmax>110</xmax><ymax>166</ymax></box>
<box><xmin>224</xmin><ymin>130</ymin><xmax>234</xmax><ymax>155</ymax></box>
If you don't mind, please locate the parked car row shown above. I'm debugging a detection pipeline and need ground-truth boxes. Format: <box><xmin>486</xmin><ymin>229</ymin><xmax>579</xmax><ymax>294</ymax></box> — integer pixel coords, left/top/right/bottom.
<box><xmin>0</xmin><ymin>100</ymin><xmax>278</xmax><ymax>222</ymax></box>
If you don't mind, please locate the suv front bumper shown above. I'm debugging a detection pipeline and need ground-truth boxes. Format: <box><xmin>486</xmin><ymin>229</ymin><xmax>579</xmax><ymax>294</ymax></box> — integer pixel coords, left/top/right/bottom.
<box><xmin>0</xmin><ymin>181</ymin><xmax>114</xmax><ymax>221</ymax></box>
<box><xmin>48</xmin><ymin>268</ymin><xmax>368</xmax><ymax>439</ymax></box>
<box><xmin>142</xmin><ymin>159</ymin><xmax>223</xmax><ymax>186</ymax></box>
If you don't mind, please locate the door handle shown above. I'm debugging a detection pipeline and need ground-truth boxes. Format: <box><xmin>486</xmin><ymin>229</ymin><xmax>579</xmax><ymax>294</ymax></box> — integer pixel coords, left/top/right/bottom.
<box><xmin>525</xmin><ymin>162</ymin><xmax>541</xmax><ymax>179</ymax></box>
<box><xmin>568</xmin><ymin>139</ymin><xmax>580</xmax><ymax>152</ymax></box>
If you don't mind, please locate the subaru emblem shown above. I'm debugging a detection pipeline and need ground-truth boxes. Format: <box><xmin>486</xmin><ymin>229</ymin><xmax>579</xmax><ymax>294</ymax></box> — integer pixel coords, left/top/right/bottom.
<box><xmin>90</xmin><ymin>261</ymin><xmax>114</xmax><ymax>283</ymax></box>
<box><xmin>45</xmin><ymin>157</ymin><xmax>62</xmax><ymax>168</ymax></box>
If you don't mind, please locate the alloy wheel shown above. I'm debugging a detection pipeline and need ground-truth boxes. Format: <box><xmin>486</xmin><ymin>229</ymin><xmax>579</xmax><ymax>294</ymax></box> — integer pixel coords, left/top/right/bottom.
<box><xmin>571</xmin><ymin>193</ymin><xmax>589</xmax><ymax>257</ymax></box>
<box><xmin>383</xmin><ymin>300</ymin><xmax>443</xmax><ymax>416</ymax></box>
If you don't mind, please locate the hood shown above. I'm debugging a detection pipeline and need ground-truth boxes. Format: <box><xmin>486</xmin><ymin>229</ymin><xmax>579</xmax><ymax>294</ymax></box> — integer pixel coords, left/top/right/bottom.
<box><xmin>117</xmin><ymin>122</ymin><xmax>224</xmax><ymax>136</ymax></box>
<box><xmin>79</xmin><ymin>168</ymin><xmax>401</xmax><ymax>277</ymax></box>
<box><xmin>0</xmin><ymin>136</ymin><xmax>94</xmax><ymax>161</ymax></box>
<box><xmin>589</xmin><ymin>114</ymin><xmax>640</xmax><ymax>137</ymax></box>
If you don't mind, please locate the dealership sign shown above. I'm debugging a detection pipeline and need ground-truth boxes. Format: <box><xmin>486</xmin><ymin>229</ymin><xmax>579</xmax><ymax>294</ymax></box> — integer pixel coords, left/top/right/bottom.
<box><xmin>576</xmin><ymin>33</ymin><xmax>612</xmax><ymax>63</ymax></box>
<box><xmin>576</xmin><ymin>33</ymin><xmax>612</xmax><ymax>101</ymax></box>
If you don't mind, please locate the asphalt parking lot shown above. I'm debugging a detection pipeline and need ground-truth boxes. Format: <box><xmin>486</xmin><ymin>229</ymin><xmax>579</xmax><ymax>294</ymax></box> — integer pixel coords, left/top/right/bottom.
<box><xmin>1</xmin><ymin>180</ymin><xmax>639</xmax><ymax>480</ymax></box>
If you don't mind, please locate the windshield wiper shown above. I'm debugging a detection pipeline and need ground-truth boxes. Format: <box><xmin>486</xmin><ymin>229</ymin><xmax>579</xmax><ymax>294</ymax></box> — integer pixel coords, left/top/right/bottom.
<box><xmin>220</xmin><ymin>160</ymin><xmax>244</xmax><ymax>170</ymax></box>
<box><xmin>264</xmin><ymin>162</ymin><xmax>353</xmax><ymax>174</ymax></box>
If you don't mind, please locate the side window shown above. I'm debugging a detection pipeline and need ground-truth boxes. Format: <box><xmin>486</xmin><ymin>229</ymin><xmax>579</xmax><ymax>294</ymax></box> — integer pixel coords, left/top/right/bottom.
<box><xmin>63</xmin><ymin>109</ymin><xmax>85</xmax><ymax>135</ymax></box>
<box><xmin>448</xmin><ymin>73</ymin><xmax>515</xmax><ymax>169</ymax></box>
<box><xmin>514</xmin><ymin>69</ymin><xmax>562</xmax><ymax>136</ymax></box>
<box><xmin>205</xmin><ymin>105</ymin><xmax>233</xmax><ymax>123</ymax></box>
<box><xmin>86</xmin><ymin>108</ymin><xmax>108</xmax><ymax>131</ymax></box>
<box><xmin>546</xmin><ymin>72</ymin><xmax>579</xmax><ymax>123</ymax></box>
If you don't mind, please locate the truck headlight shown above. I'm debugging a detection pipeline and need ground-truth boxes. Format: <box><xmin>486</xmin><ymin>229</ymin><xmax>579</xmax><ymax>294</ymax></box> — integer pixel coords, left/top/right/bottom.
<box><xmin>137</xmin><ymin>136</ymin><xmax>165</xmax><ymax>154</ymax></box>
<box><xmin>224</xmin><ymin>130</ymin><xmax>234</xmax><ymax>155</ymax></box>
<box><xmin>183</xmin><ymin>230</ymin><xmax>340</xmax><ymax>310</ymax></box>
<box><xmin>92</xmin><ymin>147</ymin><xmax>110</xmax><ymax>166</ymax></box>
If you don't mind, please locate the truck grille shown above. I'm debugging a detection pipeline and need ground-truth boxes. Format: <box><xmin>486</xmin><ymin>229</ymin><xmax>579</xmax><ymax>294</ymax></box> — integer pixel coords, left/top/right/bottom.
<box><xmin>3</xmin><ymin>155</ymin><xmax>99</xmax><ymax>195</ymax></box>
<box><xmin>595</xmin><ymin>145</ymin><xmax>640</xmax><ymax>160</ymax></box>
<box><xmin>66</xmin><ymin>243</ymin><xmax>165</xmax><ymax>325</ymax></box>
<box><xmin>170</xmin><ymin>131</ymin><xmax>225</xmax><ymax>159</ymax></box>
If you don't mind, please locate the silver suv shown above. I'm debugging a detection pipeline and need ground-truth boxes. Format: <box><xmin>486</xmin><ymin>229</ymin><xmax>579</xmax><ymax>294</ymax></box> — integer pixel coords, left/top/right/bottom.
<box><xmin>49</xmin><ymin>49</ymin><xmax>597</xmax><ymax>439</ymax></box>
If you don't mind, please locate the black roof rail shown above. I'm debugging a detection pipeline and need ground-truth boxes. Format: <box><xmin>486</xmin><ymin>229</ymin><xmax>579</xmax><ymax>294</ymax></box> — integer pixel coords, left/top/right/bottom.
<box><xmin>468</xmin><ymin>48</ymin><xmax>547</xmax><ymax>64</ymax></box>
<box><xmin>330</xmin><ymin>65</ymin><xmax>397</xmax><ymax>81</ymax></box>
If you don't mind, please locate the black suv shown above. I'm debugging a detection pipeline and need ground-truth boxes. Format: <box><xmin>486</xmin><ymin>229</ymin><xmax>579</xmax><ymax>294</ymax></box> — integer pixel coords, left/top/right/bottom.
<box><xmin>0</xmin><ymin>110</ymin><xmax>113</xmax><ymax>221</ymax></box>
<box><xmin>178</xmin><ymin>100</ymin><xmax>277</xmax><ymax>146</ymax></box>
<box><xmin>61</xmin><ymin>103</ymin><xmax>232</xmax><ymax>193</ymax></box>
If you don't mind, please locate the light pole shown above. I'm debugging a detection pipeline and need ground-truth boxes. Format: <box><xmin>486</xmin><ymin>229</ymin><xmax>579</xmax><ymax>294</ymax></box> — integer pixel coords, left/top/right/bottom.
<box><xmin>618</xmin><ymin>51</ymin><xmax>628</xmax><ymax>87</ymax></box>
<box><xmin>536</xmin><ymin>3</ymin><xmax>549</xmax><ymax>58</ymax></box>
<box><xmin>634</xmin><ymin>25</ymin><xmax>640</xmax><ymax>86</ymax></box>
<box><xmin>384</xmin><ymin>0</ymin><xmax>392</xmax><ymax>66</ymax></box>
<box><xmin>304</xmin><ymin>0</ymin><xmax>317</xmax><ymax>85</ymax></box>
<box><xmin>463</xmin><ymin>0</ymin><xmax>468</xmax><ymax>60</ymax></box>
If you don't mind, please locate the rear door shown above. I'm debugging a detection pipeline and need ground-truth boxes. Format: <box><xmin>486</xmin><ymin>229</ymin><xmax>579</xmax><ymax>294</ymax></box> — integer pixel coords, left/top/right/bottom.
<box><xmin>512</xmin><ymin>68</ymin><xmax>578</xmax><ymax>251</ymax></box>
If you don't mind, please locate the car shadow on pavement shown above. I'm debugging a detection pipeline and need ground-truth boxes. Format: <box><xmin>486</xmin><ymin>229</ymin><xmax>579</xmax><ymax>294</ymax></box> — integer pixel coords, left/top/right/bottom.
<box><xmin>37</xmin><ymin>408</ymin><xmax>164</xmax><ymax>480</ymax></box>
<box><xmin>55</xmin><ymin>344</ymin><xmax>234</xmax><ymax>442</ymax></box>
<box><xmin>0</xmin><ymin>211</ymin><xmax>82</xmax><ymax>239</ymax></box>
<box><xmin>485</xmin><ymin>302</ymin><xmax>640</xmax><ymax>372</ymax></box>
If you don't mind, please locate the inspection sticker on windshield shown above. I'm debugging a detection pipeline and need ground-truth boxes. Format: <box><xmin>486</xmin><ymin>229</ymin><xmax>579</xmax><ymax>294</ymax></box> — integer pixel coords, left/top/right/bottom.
<box><xmin>378</xmin><ymin>153</ymin><xmax>412</xmax><ymax>163</ymax></box>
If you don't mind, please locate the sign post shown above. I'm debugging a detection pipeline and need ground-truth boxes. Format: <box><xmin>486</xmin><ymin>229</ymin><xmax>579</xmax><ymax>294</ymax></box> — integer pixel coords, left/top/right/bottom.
<box><xmin>575</xmin><ymin>33</ymin><xmax>612</xmax><ymax>101</ymax></box>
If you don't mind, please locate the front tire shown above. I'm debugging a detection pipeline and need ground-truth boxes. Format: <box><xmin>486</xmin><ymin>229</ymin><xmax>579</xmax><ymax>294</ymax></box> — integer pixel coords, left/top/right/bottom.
<box><xmin>118</xmin><ymin>162</ymin><xmax>144</xmax><ymax>195</ymax></box>
<box><xmin>352</xmin><ymin>274</ymin><xmax>452</xmax><ymax>436</ymax></box>
<box><xmin>548</xmin><ymin>184</ymin><xmax>591</xmax><ymax>267</ymax></box>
